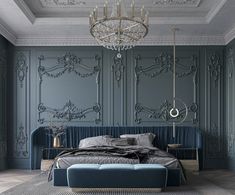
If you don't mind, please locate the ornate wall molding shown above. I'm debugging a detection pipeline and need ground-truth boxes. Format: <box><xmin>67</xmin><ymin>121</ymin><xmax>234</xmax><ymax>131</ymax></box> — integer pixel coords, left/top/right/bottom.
<box><xmin>0</xmin><ymin>64</ymin><xmax>7</xmax><ymax>160</ymax></box>
<box><xmin>205</xmin><ymin>50</ymin><xmax>224</xmax><ymax>160</ymax></box>
<box><xmin>0</xmin><ymin>50</ymin><xmax>6</xmax><ymax>66</ymax></box>
<box><xmin>38</xmin><ymin>100</ymin><xmax>101</xmax><ymax>123</ymax></box>
<box><xmin>40</xmin><ymin>0</ymin><xmax>86</xmax><ymax>7</ymax></box>
<box><xmin>153</xmin><ymin>0</ymin><xmax>200</xmax><ymax>7</ymax></box>
<box><xmin>38</xmin><ymin>52</ymin><xmax>102</xmax><ymax>124</ymax></box>
<box><xmin>206</xmin><ymin>122</ymin><xmax>220</xmax><ymax>158</ymax></box>
<box><xmin>112</xmin><ymin>56</ymin><xmax>125</xmax><ymax>88</ymax></box>
<box><xmin>134</xmin><ymin>52</ymin><xmax>199</xmax><ymax>124</ymax></box>
<box><xmin>208</xmin><ymin>53</ymin><xmax>221</xmax><ymax>88</ymax></box>
<box><xmin>12</xmin><ymin>50</ymin><xmax>30</xmax><ymax>159</ymax></box>
<box><xmin>14</xmin><ymin>51</ymin><xmax>30</xmax><ymax>159</ymax></box>
<box><xmin>226</xmin><ymin>48</ymin><xmax>235</xmax><ymax>157</ymax></box>
<box><xmin>16</xmin><ymin>53</ymin><xmax>28</xmax><ymax>88</ymax></box>
<box><xmin>15</xmin><ymin>124</ymin><xmax>28</xmax><ymax>157</ymax></box>
<box><xmin>0</xmin><ymin>141</ymin><xmax>7</xmax><ymax>158</ymax></box>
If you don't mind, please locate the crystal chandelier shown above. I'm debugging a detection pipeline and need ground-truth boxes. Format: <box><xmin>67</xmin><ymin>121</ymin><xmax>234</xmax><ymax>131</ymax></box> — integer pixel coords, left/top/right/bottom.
<box><xmin>89</xmin><ymin>0</ymin><xmax>149</xmax><ymax>57</ymax></box>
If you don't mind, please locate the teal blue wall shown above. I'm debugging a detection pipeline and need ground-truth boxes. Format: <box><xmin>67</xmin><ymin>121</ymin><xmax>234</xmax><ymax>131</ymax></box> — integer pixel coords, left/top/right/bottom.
<box><xmin>0</xmin><ymin>36</ymin><xmax>8</xmax><ymax>170</ymax></box>
<box><xmin>225</xmin><ymin>39</ymin><xmax>235</xmax><ymax>171</ymax></box>
<box><xmin>7</xmin><ymin>45</ymin><xmax>226</xmax><ymax>169</ymax></box>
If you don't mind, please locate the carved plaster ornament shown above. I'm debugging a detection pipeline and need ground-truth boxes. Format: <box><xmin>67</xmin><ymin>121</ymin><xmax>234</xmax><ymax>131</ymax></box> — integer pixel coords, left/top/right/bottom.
<box><xmin>169</xmin><ymin>28</ymin><xmax>188</xmax><ymax>138</ymax></box>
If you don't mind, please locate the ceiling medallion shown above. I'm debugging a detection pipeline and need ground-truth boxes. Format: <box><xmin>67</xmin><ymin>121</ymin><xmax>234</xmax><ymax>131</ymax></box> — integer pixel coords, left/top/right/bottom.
<box><xmin>153</xmin><ymin>0</ymin><xmax>201</xmax><ymax>7</ymax></box>
<box><xmin>89</xmin><ymin>0</ymin><xmax>149</xmax><ymax>58</ymax></box>
<box><xmin>40</xmin><ymin>0</ymin><xmax>86</xmax><ymax>8</ymax></box>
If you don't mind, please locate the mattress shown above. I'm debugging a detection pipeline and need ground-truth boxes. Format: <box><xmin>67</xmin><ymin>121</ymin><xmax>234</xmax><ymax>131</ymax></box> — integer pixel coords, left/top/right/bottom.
<box><xmin>56</xmin><ymin>155</ymin><xmax>139</xmax><ymax>169</ymax></box>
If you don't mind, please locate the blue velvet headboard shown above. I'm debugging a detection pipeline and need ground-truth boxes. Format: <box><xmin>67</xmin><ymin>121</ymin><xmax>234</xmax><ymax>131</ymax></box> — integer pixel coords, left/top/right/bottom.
<box><xmin>31</xmin><ymin>126</ymin><xmax>202</xmax><ymax>169</ymax></box>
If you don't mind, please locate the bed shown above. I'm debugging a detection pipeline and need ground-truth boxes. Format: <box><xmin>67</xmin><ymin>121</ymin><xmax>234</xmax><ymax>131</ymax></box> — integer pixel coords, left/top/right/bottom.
<box><xmin>50</xmin><ymin>145</ymin><xmax>185</xmax><ymax>186</ymax></box>
<box><xmin>31</xmin><ymin>126</ymin><xmax>202</xmax><ymax>186</ymax></box>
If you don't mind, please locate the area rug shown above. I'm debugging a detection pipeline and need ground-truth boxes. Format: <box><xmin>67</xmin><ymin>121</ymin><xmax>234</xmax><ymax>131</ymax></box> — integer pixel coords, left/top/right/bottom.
<box><xmin>1</xmin><ymin>172</ymin><xmax>229</xmax><ymax>195</ymax></box>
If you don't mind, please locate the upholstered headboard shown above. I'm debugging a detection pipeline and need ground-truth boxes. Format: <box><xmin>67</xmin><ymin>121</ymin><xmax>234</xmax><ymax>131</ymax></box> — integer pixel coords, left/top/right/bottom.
<box><xmin>31</xmin><ymin>126</ymin><xmax>202</xmax><ymax>169</ymax></box>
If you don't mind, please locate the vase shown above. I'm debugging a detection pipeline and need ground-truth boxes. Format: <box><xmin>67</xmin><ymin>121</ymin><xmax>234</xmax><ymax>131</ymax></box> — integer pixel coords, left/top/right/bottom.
<box><xmin>53</xmin><ymin>136</ymin><xmax>61</xmax><ymax>148</ymax></box>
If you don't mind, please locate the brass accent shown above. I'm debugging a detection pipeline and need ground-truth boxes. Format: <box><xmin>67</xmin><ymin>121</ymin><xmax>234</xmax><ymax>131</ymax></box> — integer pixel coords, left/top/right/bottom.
<box><xmin>53</xmin><ymin>136</ymin><xmax>61</xmax><ymax>148</ymax></box>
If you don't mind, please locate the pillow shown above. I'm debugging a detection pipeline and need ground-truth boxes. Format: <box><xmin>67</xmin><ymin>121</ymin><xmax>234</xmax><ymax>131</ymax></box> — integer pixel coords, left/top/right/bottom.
<box><xmin>108</xmin><ymin>137</ymin><xmax>137</xmax><ymax>146</ymax></box>
<box><xmin>79</xmin><ymin>135</ymin><xmax>111</xmax><ymax>148</ymax></box>
<box><xmin>120</xmin><ymin>133</ymin><xmax>156</xmax><ymax>147</ymax></box>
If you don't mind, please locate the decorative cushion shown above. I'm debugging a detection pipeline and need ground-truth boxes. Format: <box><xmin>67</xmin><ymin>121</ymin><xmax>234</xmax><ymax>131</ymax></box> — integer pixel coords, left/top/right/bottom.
<box><xmin>79</xmin><ymin>136</ymin><xmax>136</xmax><ymax>148</ymax></box>
<box><xmin>108</xmin><ymin>137</ymin><xmax>136</xmax><ymax>146</ymax></box>
<box><xmin>79</xmin><ymin>135</ymin><xmax>112</xmax><ymax>148</ymax></box>
<box><xmin>120</xmin><ymin>133</ymin><xmax>156</xmax><ymax>147</ymax></box>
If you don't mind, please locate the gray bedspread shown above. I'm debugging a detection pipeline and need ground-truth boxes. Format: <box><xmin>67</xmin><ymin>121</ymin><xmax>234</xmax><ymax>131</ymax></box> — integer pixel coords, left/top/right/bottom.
<box><xmin>48</xmin><ymin>145</ymin><xmax>186</xmax><ymax>183</ymax></box>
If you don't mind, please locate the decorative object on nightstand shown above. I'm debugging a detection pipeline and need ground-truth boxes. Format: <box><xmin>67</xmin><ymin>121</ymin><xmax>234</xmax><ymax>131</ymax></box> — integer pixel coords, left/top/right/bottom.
<box><xmin>46</xmin><ymin>121</ymin><xmax>67</xmax><ymax>148</ymax></box>
<box><xmin>41</xmin><ymin>121</ymin><xmax>67</xmax><ymax>171</ymax></box>
<box><xmin>167</xmin><ymin>144</ymin><xmax>182</xmax><ymax>148</ymax></box>
<box><xmin>167</xmin><ymin>146</ymin><xmax>199</xmax><ymax>172</ymax></box>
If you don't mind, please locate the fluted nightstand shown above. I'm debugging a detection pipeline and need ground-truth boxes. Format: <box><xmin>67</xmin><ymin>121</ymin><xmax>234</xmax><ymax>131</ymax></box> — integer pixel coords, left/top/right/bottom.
<box><xmin>167</xmin><ymin>147</ymin><xmax>199</xmax><ymax>172</ymax></box>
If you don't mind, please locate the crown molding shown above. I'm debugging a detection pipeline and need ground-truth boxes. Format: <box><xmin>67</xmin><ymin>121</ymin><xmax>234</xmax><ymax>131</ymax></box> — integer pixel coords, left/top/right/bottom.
<box><xmin>34</xmin><ymin>16</ymin><xmax>206</xmax><ymax>26</ymax></box>
<box><xmin>15</xmin><ymin>36</ymin><xmax>97</xmax><ymax>46</ymax></box>
<box><xmin>28</xmin><ymin>0</ymin><xmax>226</xmax><ymax>26</ymax></box>
<box><xmin>40</xmin><ymin>0</ymin><xmax>86</xmax><ymax>8</ymax></box>
<box><xmin>34</xmin><ymin>17</ymin><xmax>88</xmax><ymax>25</ymax></box>
<box><xmin>152</xmin><ymin>0</ymin><xmax>201</xmax><ymax>8</ymax></box>
<box><xmin>0</xmin><ymin>21</ymin><xmax>16</xmax><ymax>45</ymax></box>
<box><xmin>225</xmin><ymin>26</ymin><xmax>235</xmax><ymax>45</ymax></box>
<box><xmin>15</xmin><ymin>35</ymin><xmax>225</xmax><ymax>46</ymax></box>
<box><xmin>150</xmin><ymin>17</ymin><xmax>206</xmax><ymax>24</ymax></box>
<box><xmin>13</xmin><ymin>0</ymin><xmax>36</xmax><ymax>24</ymax></box>
<box><xmin>206</xmin><ymin>0</ymin><xmax>227</xmax><ymax>23</ymax></box>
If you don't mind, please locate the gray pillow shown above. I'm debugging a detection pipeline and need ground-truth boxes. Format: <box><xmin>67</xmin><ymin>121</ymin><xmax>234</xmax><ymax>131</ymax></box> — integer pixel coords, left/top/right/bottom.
<box><xmin>108</xmin><ymin>137</ymin><xmax>137</xmax><ymax>146</ymax></box>
<box><xmin>79</xmin><ymin>135</ymin><xmax>111</xmax><ymax>148</ymax></box>
<box><xmin>120</xmin><ymin>133</ymin><xmax>156</xmax><ymax>147</ymax></box>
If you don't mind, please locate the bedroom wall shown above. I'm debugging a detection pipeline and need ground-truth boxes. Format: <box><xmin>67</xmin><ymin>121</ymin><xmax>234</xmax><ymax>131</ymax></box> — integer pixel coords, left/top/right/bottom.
<box><xmin>0</xmin><ymin>35</ymin><xmax>8</xmax><ymax>170</ymax></box>
<box><xmin>225</xmin><ymin>39</ymin><xmax>235</xmax><ymax>171</ymax></box>
<box><xmin>7</xmin><ymin>45</ymin><xmax>226</xmax><ymax>169</ymax></box>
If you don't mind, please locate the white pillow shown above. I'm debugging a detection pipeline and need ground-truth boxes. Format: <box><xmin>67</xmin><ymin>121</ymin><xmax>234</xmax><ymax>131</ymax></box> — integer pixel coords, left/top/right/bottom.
<box><xmin>79</xmin><ymin>135</ymin><xmax>111</xmax><ymax>148</ymax></box>
<box><xmin>120</xmin><ymin>133</ymin><xmax>156</xmax><ymax>147</ymax></box>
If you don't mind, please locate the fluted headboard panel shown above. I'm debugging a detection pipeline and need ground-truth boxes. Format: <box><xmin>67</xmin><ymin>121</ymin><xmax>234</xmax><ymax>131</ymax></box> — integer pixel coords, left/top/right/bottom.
<box><xmin>31</xmin><ymin>126</ymin><xmax>202</xmax><ymax>169</ymax></box>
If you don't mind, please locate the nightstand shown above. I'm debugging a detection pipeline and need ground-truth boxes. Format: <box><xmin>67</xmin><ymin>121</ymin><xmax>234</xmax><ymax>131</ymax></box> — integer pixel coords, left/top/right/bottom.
<box><xmin>167</xmin><ymin>147</ymin><xmax>199</xmax><ymax>172</ymax></box>
<box><xmin>41</xmin><ymin>147</ymin><xmax>71</xmax><ymax>171</ymax></box>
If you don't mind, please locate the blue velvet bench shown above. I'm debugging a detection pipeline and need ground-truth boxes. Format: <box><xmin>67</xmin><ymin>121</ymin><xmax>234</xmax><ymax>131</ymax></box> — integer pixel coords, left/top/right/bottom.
<box><xmin>66</xmin><ymin>164</ymin><xmax>168</xmax><ymax>192</ymax></box>
<box><xmin>53</xmin><ymin>167</ymin><xmax>181</xmax><ymax>187</ymax></box>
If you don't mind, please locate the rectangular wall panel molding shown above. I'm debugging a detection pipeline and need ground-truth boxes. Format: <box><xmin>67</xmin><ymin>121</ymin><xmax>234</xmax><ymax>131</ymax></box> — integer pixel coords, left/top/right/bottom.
<box><xmin>131</xmin><ymin>47</ymin><xmax>199</xmax><ymax>126</ymax></box>
<box><xmin>13</xmin><ymin>51</ymin><xmax>30</xmax><ymax>159</ymax></box>
<box><xmin>0</xmin><ymin>36</ymin><xmax>7</xmax><ymax>170</ymax></box>
<box><xmin>226</xmin><ymin>41</ymin><xmax>235</xmax><ymax>170</ymax></box>
<box><xmin>36</xmin><ymin>50</ymin><xmax>103</xmax><ymax>125</ymax></box>
<box><xmin>203</xmin><ymin>47</ymin><xmax>225</xmax><ymax>168</ymax></box>
<box><xmin>107</xmin><ymin>51</ymin><xmax>127</xmax><ymax>126</ymax></box>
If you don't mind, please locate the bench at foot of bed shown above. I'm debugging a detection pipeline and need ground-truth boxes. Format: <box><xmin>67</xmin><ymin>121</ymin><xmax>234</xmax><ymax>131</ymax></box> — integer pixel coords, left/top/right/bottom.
<box><xmin>67</xmin><ymin>164</ymin><xmax>167</xmax><ymax>191</ymax></box>
<box><xmin>53</xmin><ymin>164</ymin><xmax>181</xmax><ymax>187</ymax></box>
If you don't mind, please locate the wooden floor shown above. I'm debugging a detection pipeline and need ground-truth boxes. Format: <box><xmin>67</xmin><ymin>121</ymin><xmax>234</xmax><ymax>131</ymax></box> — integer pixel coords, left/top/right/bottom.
<box><xmin>0</xmin><ymin>169</ymin><xmax>40</xmax><ymax>193</ymax></box>
<box><xmin>0</xmin><ymin>169</ymin><xmax>235</xmax><ymax>194</ymax></box>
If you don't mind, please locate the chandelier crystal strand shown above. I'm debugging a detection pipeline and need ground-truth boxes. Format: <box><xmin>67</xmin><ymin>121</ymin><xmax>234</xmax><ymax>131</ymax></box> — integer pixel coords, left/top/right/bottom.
<box><xmin>89</xmin><ymin>0</ymin><xmax>149</xmax><ymax>57</ymax></box>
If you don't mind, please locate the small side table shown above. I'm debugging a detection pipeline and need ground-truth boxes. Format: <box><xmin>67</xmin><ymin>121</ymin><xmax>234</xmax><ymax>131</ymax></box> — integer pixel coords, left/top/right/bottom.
<box><xmin>41</xmin><ymin>147</ymin><xmax>72</xmax><ymax>171</ymax></box>
<box><xmin>167</xmin><ymin>147</ymin><xmax>199</xmax><ymax>172</ymax></box>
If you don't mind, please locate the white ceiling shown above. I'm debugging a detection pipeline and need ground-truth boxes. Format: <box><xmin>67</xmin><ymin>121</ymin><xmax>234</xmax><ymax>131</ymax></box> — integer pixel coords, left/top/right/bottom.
<box><xmin>0</xmin><ymin>0</ymin><xmax>234</xmax><ymax>46</ymax></box>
